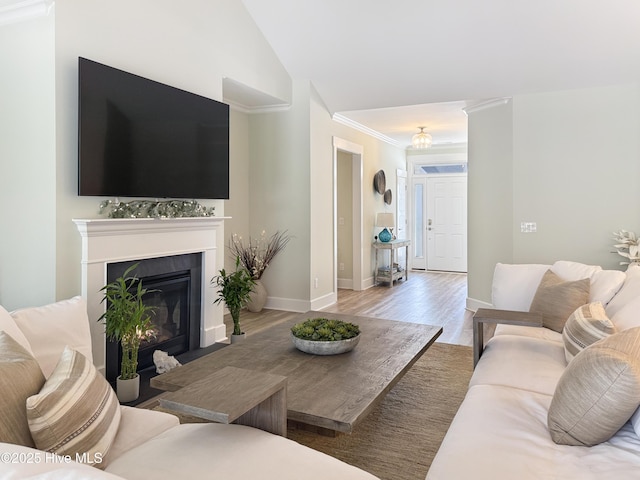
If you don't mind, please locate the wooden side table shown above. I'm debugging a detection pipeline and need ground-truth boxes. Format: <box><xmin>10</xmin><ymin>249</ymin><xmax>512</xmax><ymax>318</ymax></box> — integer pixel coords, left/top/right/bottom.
<box><xmin>157</xmin><ymin>366</ymin><xmax>288</xmax><ymax>437</ymax></box>
<box><xmin>472</xmin><ymin>308</ymin><xmax>543</xmax><ymax>368</ymax></box>
<box><xmin>373</xmin><ymin>239</ymin><xmax>410</xmax><ymax>287</ymax></box>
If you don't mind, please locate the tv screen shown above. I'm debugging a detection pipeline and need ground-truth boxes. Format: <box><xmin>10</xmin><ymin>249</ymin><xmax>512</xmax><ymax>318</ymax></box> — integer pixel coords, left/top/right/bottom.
<box><xmin>78</xmin><ymin>57</ymin><xmax>229</xmax><ymax>199</ymax></box>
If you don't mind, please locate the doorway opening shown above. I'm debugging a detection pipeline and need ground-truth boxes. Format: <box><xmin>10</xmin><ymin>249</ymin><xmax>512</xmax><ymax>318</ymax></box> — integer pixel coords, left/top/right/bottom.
<box><xmin>333</xmin><ymin>137</ymin><xmax>364</xmax><ymax>292</ymax></box>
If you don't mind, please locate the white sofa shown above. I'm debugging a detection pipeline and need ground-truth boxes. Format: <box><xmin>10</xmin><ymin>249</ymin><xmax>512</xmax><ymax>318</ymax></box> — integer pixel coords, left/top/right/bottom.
<box><xmin>0</xmin><ymin>297</ymin><xmax>378</xmax><ymax>480</ymax></box>
<box><xmin>427</xmin><ymin>261</ymin><xmax>640</xmax><ymax>480</ymax></box>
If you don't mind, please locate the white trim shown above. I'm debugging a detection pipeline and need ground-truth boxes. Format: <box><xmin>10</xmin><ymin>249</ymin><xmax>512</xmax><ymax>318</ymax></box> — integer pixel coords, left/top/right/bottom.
<box><xmin>332</xmin><ymin>113</ymin><xmax>403</xmax><ymax>148</ymax></box>
<box><xmin>225</xmin><ymin>99</ymin><xmax>291</xmax><ymax>114</ymax></box>
<box><xmin>0</xmin><ymin>0</ymin><xmax>53</xmax><ymax>26</ymax></box>
<box><xmin>462</xmin><ymin>97</ymin><xmax>511</xmax><ymax>115</ymax></box>
<box><xmin>466</xmin><ymin>297</ymin><xmax>492</xmax><ymax>312</ymax></box>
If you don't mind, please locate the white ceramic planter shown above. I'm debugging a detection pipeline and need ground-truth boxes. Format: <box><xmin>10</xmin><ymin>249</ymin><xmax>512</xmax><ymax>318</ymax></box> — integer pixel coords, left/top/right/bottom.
<box><xmin>116</xmin><ymin>374</ymin><xmax>140</xmax><ymax>403</ymax></box>
<box><xmin>291</xmin><ymin>333</ymin><xmax>360</xmax><ymax>355</ymax></box>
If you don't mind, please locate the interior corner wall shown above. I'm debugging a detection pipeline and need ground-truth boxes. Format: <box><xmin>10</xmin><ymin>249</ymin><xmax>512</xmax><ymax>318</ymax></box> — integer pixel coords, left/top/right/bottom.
<box><xmin>0</xmin><ymin>15</ymin><xmax>56</xmax><ymax>310</ymax></box>
<box><xmin>468</xmin><ymin>83</ymin><xmax>640</xmax><ymax>306</ymax></box>
<box><xmin>223</xmin><ymin>108</ymin><xmax>251</xmax><ymax>272</ymax></box>
<box><xmin>466</xmin><ymin>101</ymin><xmax>514</xmax><ymax>305</ymax></box>
<box><xmin>247</xmin><ymin>80</ymin><xmax>312</xmax><ymax>308</ymax></box>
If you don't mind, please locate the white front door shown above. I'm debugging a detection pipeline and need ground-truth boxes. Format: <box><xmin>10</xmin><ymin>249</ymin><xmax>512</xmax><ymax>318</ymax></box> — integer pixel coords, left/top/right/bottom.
<box><xmin>426</xmin><ymin>175</ymin><xmax>467</xmax><ymax>272</ymax></box>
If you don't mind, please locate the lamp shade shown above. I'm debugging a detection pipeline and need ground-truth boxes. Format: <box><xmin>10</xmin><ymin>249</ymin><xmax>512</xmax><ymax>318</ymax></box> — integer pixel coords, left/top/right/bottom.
<box><xmin>376</xmin><ymin>212</ymin><xmax>395</xmax><ymax>228</ymax></box>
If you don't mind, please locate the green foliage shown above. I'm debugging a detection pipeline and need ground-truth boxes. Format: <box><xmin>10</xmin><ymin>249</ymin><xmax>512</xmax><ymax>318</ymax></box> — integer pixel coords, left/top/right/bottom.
<box><xmin>99</xmin><ymin>263</ymin><xmax>156</xmax><ymax>380</ymax></box>
<box><xmin>291</xmin><ymin>318</ymin><xmax>360</xmax><ymax>341</ymax></box>
<box><xmin>212</xmin><ymin>257</ymin><xmax>256</xmax><ymax>336</ymax></box>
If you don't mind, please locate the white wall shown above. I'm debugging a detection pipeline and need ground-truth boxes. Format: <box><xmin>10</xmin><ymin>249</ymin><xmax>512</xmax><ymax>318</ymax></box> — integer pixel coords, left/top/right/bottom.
<box><xmin>0</xmin><ymin>14</ymin><xmax>56</xmax><ymax>310</ymax></box>
<box><xmin>467</xmin><ymin>83</ymin><xmax>640</xmax><ymax>306</ymax></box>
<box><xmin>0</xmin><ymin>0</ymin><xmax>292</xmax><ymax>309</ymax></box>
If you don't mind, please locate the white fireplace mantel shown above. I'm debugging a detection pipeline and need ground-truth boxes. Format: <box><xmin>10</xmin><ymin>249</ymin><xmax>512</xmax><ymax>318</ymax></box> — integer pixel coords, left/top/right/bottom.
<box><xmin>73</xmin><ymin>216</ymin><xmax>229</xmax><ymax>373</ymax></box>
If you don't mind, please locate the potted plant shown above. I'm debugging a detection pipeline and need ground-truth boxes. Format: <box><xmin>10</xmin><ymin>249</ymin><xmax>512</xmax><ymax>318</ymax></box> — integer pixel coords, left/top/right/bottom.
<box><xmin>291</xmin><ymin>318</ymin><xmax>361</xmax><ymax>355</ymax></box>
<box><xmin>99</xmin><ymin>263</ymin><xmax>156</xmax><ymax>402</ymax></box>
<box><xmin>212</xmin><ymin>257</ymin><xmax>255</xmax><ymax>343</ymax></box>
<box><xmin>229</xmin><ymin>230</ymin><xmax>291</xmax><ymax>312</ymax></box>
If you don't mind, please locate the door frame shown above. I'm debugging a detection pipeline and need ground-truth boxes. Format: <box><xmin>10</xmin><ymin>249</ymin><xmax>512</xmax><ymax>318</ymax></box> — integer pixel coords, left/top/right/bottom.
<box><xmin>333</xmin><ymin>137</ymin><xmax>364</xmax><ymax>291</ymax></box>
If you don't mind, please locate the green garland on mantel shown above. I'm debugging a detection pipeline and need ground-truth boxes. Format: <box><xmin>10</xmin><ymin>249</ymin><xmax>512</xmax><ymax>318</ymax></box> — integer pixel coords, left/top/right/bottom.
<box><xmin>99</xmin><ymin>199</ymin><xmax>216</xmax><ymax>219</ymax></box>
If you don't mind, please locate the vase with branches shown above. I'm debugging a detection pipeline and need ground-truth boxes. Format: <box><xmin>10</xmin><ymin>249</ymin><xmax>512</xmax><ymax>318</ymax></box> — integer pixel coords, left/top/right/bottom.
<box><xmin>230</xmin><ymin>230</ymin><xmax>291</xmax><ymax>280</ymax></box>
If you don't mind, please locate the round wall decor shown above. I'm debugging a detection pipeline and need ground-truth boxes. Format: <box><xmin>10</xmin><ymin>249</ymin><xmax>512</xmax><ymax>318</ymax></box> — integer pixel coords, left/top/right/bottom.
<box><xmin>373</xmin><ymin>170</ymin><xmax>386</xmax><ymax>195</ymax></box>
<box><xmin>384</xmin><ymin>189</ymin><xmax>392</xmax><ymax>205</ymax></box>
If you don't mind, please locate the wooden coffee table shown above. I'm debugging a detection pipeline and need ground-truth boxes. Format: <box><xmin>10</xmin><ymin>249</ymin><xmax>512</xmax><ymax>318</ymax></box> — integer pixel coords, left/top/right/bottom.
<box><xmin>151</xmin><ymin>312</ymin><xmax>442</xmax><ymax>434</ymax></box>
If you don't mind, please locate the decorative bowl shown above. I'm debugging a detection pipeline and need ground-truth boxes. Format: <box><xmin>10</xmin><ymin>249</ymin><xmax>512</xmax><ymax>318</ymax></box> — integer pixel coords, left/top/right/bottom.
<box><xmin>291</xmin><ymin>333</ymin><xmax>360</xmax><ymax>355</ymax></box>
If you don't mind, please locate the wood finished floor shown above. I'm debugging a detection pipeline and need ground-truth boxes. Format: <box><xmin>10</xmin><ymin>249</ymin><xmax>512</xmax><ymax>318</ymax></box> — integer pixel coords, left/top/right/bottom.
<box><xmin>226</xmin><ymin>271</ymin><xmax>473</xmax><ymax>346</ymax></box>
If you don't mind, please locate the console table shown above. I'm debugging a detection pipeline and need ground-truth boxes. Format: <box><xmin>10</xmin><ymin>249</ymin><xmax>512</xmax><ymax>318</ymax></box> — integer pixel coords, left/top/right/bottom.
<box><xmin>373</xmin><ymin>239</ymin><xmax>410</xmax><ymax>287</ymax></box>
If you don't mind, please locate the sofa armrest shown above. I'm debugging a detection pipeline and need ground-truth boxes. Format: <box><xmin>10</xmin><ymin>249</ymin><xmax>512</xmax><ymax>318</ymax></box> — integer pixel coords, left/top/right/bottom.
<box><xmin>473</xmin><ymin>308</ymin><xmax>543</xmax><ymax>367</ymax></box>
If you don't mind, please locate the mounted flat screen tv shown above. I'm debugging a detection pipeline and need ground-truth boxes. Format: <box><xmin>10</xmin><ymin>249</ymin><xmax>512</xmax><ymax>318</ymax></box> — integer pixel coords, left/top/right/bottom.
<box><xmin>78</xmin><ymin>57</ymin><xmax>229</xmax><ymax>199</ymax></box>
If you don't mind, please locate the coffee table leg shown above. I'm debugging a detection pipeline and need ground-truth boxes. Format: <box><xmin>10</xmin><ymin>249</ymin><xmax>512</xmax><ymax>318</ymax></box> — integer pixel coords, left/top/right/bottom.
<box><xmin>236</xmin><ymin>387</ymin><xmax>287</xmax><ymax>437</ymax></box>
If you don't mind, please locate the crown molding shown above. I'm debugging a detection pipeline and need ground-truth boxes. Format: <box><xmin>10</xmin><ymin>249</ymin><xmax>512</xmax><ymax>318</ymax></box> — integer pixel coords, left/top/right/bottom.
<box><xmin>224</xmin><ymin>98</ymin><xmax>291</xmax><ymax>114</ymax></box>
<box><xmin>0</xmin><ymin>0</ymin><xmax>53</xmax><ymax>26</ymax></box>
<box><xmin>462</xmin><ymin>97</ymin><xmax>511</xmax><ymax>115</ymax></box>
<box><xmin>332</xmin><ymin>113</ymin><xmax>403</xmax><ymax>149</ymax></box>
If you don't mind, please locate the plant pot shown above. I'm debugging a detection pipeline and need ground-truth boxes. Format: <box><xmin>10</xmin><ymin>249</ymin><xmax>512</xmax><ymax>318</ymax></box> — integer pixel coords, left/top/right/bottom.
<box><xmin>116</xmin><ymin>374</ymin><xmax>140</xmax><ymax>403</ymax></box>
<box><xmin>247</xmin><ymin>279</ymin><xmax>267</xmax><ymax>312</ymax></box>
<box><xmin>291</xmin><ymin>333</ymin><xmax>360</xmax><ymax>355</ymax></box>
<box><xmin>231</xmin><ymin>333</ymin><xmax>246</xmax><ymax>344</ymax></box>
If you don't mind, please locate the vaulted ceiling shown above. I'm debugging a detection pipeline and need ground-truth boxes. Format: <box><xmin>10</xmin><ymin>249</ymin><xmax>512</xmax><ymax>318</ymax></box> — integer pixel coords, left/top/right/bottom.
<box><xmin>241</xmin><ymin>0</ymin><xmax>640</xmax><ymax>148</ymax></box>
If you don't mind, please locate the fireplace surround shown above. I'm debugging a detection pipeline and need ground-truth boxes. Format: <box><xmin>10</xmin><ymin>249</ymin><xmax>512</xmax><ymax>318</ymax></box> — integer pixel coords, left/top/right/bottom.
<box><xmin>74</xmin><ymin>216</ymin><xmax>228</xmax><ymax>375</ymax></box>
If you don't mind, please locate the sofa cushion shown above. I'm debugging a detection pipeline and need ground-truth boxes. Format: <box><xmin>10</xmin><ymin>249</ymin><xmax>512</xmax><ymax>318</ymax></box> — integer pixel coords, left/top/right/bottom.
<box><xmin>529</xmin><ymin>270</ymin><xmax>590</xmax><ymax>332</ymax></box>
<box><xmin>26</xmin><ymin>347</ymin><xmax>121</xmax><ymax>467</ymax></box>
<box><xmin>551</xmin><ymin>260</ymin><xmax>602</xmax><ymax>281</ymax></box>
<box><xmin>0</xmin><ymin>304</ymin><xmax>33</xmax><ymax>353</ymax></box>
<box><xmin>11</xmin><ymin>296</ymin><xmax>93</xmax><ymax>378</ymax></box>
<box><xmin>101</xmin><ymin>406</ymin><xmax>179</xmax><ymax>468</ymax></box>
<box><xmin>470</xmin><ymin>334</ymin><xmax>566</xmax><ymax>396</ymax></box>
<box><xmin>605</xmin><ymin>264</ymin><xmax>640</xmax><ymax>319</ymax></box>
<box><xmin>105</xmin><ymin>423</ymin><xmax>379</xmax><ymax>480</ymax></box>
<box><xmin>427</xmin><ymin>384</ymin><xmax>640</xmax><ymax>480</ymax></box>
<box><xmin>589</xmin><ymin>269</ymin><xmax>626</xmax><ymax>306</ymax></box>
<box><xmin>562</xmin><ymin>302</ymin><xmax>616</xmax><ymax>363</ymax></box>
<box><xmin>0</xmin><ymin>331</ymin><xmax>45</xmax><ymax>447</ymax></box>
<box><xmin>491</xmin><ymin>263</ymin><xmax>550</xmax><ymax>311</ymax></box>
<box><xmin>548</xmin><ymin>327</ymin><xmax>640</xmax><ymax>446</ymax></box>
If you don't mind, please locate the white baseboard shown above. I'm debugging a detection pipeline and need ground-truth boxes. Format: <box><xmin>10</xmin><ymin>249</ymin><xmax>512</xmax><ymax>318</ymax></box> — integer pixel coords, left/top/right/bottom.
<box><xmin>466</xmin><ymin>297</ymin><xmax>492</xmax><ymax>312</ymax></box>
<box><xmin>265</xmin><ymin>296</ymin><xmax>310</xmax><ymax>313</ymax></box>
<box><xmin>337</xmin><ymin>278</ymin><xmax>353</xmax><ymax>289</ymax></box>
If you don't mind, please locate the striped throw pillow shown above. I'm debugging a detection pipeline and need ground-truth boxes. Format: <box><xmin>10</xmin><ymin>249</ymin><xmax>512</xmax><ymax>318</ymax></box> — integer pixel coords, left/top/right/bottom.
<box><xmin>26</xmin><ymin>347</ymin><xmax>121</xmax><ymax>468</ymax></box>
<box><xmin>562</xmin><ymin>302</ymin><xmax>616</xmax><ymax>363</ymax></box>
<box><xmin>0</xmin><ymin>331</ymin><xmax>45</xmax><ymax>447</ymax></box>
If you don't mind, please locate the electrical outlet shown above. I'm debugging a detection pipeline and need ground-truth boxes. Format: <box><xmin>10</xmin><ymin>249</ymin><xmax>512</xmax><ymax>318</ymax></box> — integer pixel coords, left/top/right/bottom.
<box><xmin>520</xmin><ymin>222</ymin><xmax>537</xmax><ymax>233</ymax></box>
<box><xmin>339</xmin><ymin>262</ymin><xmax>345</xmax><ymax>271</ymax></box>
<box><xmin>314</xmin><ymin>277</ymin><xmax>319</xmax><ymax>288</ymax></box>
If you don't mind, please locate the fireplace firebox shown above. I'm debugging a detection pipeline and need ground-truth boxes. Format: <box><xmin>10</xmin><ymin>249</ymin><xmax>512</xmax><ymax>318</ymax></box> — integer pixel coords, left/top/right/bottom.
<box><xmin>105</xmin><ymin>253</ymin><xmax>202</xmax><ymax>383</ymax></box>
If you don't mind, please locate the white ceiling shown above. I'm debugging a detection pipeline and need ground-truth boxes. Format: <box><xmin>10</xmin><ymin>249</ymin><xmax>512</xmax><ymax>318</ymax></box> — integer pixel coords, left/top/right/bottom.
<box><xmin>241</xmin><ymin>0</ymin><xmax>640</xmax><ymax>148</ymax></box>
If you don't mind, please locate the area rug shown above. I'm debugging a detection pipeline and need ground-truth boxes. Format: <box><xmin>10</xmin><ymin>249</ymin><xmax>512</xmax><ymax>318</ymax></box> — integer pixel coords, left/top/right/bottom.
<box><xmin>287</xmin><ymin>342</ymin><xmax>473</xmax><ymax>480</ymax></box>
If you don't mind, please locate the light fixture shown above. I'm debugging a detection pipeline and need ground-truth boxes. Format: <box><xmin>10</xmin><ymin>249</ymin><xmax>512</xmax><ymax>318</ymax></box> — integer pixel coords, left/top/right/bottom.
<box><xmin>412</xmin><ymin>127</ymin><xmax>433</xmax><ymax>149</ymax></box>
<box><xmin>376</xmin><ymin>213</ymin><xmax>395</xmax><ymax>243</ymax></box>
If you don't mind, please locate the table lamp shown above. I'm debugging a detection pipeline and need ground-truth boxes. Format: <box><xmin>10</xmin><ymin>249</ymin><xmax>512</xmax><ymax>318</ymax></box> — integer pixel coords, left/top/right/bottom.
<box><xmin>376</xmin><ymin>213</ymin><xmax>394</xmax><ymax>242</ymax></box>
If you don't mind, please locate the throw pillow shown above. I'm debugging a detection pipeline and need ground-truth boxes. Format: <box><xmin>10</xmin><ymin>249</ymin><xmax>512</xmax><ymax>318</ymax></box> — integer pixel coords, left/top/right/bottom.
<box><xmin>0</xmin><ymin>304</ymin><xmax>32</xmax><ymax>353</ymax></box>
<box><xmin>529</xmin><ymin>270</ymin><xmax>590</xmax><ymax>332</ymax></box>
<box><xmin>548</xmin><ymin>327</ymin><xmax>640</xmax><ymax>446</ymax></box>
<box><xmin>0</xmin><ymin>331</ymin><xmax>45</xmax><ymax>447</ymax></box>
<box><xmin>11</xmin><ymin>296</ymin><xmax>93</xmax><ymax>378</ymax></box>
<box><xmin>562</xmin><ymin>302</ymin><xmax>616</xmax><ymax>363</ymax></box>
<box><xmin>26</xmin><ymin>347</ymin><xmax>121</xmax><ymax>467</ymax></box>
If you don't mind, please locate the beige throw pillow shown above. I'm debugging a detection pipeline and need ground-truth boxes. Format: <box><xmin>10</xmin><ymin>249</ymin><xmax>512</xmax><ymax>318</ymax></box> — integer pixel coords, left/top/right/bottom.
<box><xmin>529</xmin><ymin>270</ymin><xmax>590</xmax><ymax>332</ymax></box>
<box><xmin>562</xmin><ymin>302</ymin><xmax>616</xmax><ymax>363</ymax></box>
<box><xmin>548</xmin><ymin>327</ymin><xmax>640</xmax><ymax>446</ymax></box>
<box><xmin>0</xmin><ymin>331</ymin><xmax>45</xmax><ymax>447</ymax></box>
<box><xmin>26</xmin><ymin>347</ymin><xmax>121</xmax><ymax>467</ymax></box>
